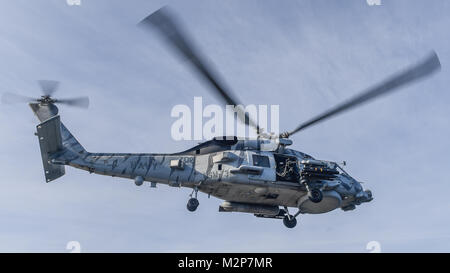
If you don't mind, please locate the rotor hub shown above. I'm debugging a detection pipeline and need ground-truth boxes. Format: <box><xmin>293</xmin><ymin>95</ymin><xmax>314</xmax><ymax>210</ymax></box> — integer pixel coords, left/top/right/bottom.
<box><xmin>38</xmin><ymin>96</ymin><xmax>56</xmax><ymax>105</ymax></box>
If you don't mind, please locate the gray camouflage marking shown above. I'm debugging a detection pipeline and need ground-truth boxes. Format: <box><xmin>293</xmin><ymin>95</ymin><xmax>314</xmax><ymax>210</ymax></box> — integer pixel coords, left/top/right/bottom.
<box><xmin>130</xmin><ymin>156</ymin><xmax>142</xmax><ymax>174</ymax></box>
<box><xmin>144</xmin><ymin>157</ymin><xmax>154</xmax><ymax>178</ymax></box>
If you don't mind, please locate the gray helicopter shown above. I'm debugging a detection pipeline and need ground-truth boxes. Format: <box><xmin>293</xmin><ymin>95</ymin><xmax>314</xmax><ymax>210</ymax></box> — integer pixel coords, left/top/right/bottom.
<box><xmin>3</xmin><ymin>8</ymin><xmax>441</xmax><ymax>228</ymax></box>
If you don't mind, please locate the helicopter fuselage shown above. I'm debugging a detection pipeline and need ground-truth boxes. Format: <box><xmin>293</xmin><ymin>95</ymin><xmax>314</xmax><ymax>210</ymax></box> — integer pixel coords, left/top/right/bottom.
<box><xmin>31</xmin><ymin>103</ymin><xmax>372</xmax><ymax>227</ymax></box>
<box><xmin>51</xmin><ymin>136</ymin><xmax>373</xmax><ymax>216</ymax></box>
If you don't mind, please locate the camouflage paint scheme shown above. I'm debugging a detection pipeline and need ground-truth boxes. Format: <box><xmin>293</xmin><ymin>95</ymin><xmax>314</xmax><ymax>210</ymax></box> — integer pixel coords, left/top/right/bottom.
<box><xmin>31</xmin><ymin>103</ymin><xmax>372</xmax><ymax>217</ymax></box>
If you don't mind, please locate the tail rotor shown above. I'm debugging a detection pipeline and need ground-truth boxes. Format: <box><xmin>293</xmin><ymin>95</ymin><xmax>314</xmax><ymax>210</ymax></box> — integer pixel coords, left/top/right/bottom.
<box><xmin>1</xmin><ymin>80</ymin><xmax>90</xmax><ymax>109</ymax></box>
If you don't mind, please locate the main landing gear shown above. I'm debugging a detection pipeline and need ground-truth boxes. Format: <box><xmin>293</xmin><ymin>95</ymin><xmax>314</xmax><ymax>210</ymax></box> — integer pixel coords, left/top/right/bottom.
<box><xmin>282</xmin><ymin>206</ymin><xmax>301</xmax><ymax>229</ymax></box>
<box><xmin>283</xmin><ymin>215</ymin><xmax>297</xmax><ymax>229</ymax></box>
<box><xmin>186</xmin><ymin>187</ymin><xmax>199</xmax><ymax>212</ymax></box>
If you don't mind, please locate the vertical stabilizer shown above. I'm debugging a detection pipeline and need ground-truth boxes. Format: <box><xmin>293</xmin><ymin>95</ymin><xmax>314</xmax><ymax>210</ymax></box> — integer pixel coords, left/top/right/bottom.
<box><xmin>36</xmin><ymin>115</ymin><xmax>65</xmax><ymax>182</ymax></box>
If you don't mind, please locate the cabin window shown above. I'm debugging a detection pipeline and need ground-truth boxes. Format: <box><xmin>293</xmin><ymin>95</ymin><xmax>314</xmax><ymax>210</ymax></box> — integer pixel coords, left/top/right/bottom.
<box><xmin>252</xmin><ymin>155</ymin><xmax>270</xmax><ymax>168</ymax></box>
<box><xmin>196</xmin><ymin>149</ymin><xmax>200</xmax><ymax>155</ymax></box>
<box><xmin>218</xmin><ymin>164</ymin><xmax>222</xmax><ymax>171</ymax></box>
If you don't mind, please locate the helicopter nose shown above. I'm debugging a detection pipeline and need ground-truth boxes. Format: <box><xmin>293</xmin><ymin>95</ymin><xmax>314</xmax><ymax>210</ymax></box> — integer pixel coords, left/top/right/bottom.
<box><xmin>356</xmin><ymin>189</ymin><xmax>373</xmax><ymax>203</ymax></box>
<box><xmin>365</xmin><ymin>190</ymin><xmax>373</xmax><ymax>200</ymax></box>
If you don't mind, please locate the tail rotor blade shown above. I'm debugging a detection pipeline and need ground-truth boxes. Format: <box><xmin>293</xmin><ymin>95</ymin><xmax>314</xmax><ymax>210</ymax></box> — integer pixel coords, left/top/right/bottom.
<box><xmin>38</xmin><ymin>80</ymin><xmax>60</xmax><ymax>96</ymax></box>
<box><xmin>1</xmin><ymin>92</ymin><xmax>36</xmax><ymax>104</ymax></box>
<box><xmin>2</xmin><ymin>81</ymin><xmax>89</xmax><ymax>110</ymax></box>
<box><xmin>56</xmin><ymin>97</ymin><xmax>89</xmax><ymax>109</ymax></box>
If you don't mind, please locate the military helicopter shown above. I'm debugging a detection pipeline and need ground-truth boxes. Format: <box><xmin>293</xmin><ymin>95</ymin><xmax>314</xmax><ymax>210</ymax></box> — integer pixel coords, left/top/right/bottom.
<box><xmin>2</xmin><ymin>8</ymin><xmax>441</xmax><ymax>228</ymax></box>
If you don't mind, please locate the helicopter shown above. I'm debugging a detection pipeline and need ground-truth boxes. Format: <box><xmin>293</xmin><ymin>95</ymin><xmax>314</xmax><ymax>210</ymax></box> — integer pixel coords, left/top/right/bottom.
<box><xmin>2</xmin><ymin>8</ymin><xmax>441</xmax><ymax>228</ymax></box>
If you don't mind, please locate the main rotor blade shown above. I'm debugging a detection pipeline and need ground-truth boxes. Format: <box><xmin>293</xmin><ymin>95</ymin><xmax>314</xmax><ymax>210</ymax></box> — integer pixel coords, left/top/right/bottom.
<box><xmin>1</xmin><ymin>92</ymin><xmax>36</xmax><ymax>104</ymax></box>
<box><xmin>139</xmin><ymin>7</ymin><xmax>260</xmax><ymax>133</ymax></box>
<box><xmin>38</xmin><ymin>80</ymin><xmax>60</xmax><ymax>96</ymax></box>
<box><xmin>56</xmin><ymin>97</ymin><xmax>89</xmax><ymax>109</ymax></box>
<box><xmin>285</xmin><ymin>52</ymin><xmax>441</xmax><ymax>137</ymax></box>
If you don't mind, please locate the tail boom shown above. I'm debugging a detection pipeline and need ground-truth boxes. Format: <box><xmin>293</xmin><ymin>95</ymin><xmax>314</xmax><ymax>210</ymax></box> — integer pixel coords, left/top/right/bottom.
<box><xmin>31</xmin><ymin>104</ymin><xmax>199</xmax><ymax>186</ymax></box>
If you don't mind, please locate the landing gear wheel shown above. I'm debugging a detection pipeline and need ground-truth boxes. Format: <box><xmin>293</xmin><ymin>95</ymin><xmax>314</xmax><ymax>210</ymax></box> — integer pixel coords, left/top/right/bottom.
<box><xmin>283</xmin><ymin>215</ymin><xmax>297</xmax><ymax>228</ymax></box>
<box><xmin>308</xmin><ymin>189</ymin><xmax>323</xmax><ymax>203</ymax></box>
<box><xmin>187</xmin><ymin>198</ymin><xmax>199</xmax><ymax>212</ymax></box>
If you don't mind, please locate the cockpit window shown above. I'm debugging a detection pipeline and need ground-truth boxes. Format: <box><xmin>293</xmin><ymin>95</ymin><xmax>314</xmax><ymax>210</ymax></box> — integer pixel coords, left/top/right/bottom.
<box><xmin>252</xmin><ymin>155</ymin><xmax>270</xmax><ymax>168</ymax></box>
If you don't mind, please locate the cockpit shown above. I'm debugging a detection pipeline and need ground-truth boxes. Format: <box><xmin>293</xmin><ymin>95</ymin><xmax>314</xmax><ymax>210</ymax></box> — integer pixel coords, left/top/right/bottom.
<box><xmin>274</xmin><ymin>155</ymin><xmax>347</xmax><ymax>184</ymax></box>
<box><xmin>274</xmin><ymin>154</ymin><xmax>301</xmax><ymax>183</ymax></box>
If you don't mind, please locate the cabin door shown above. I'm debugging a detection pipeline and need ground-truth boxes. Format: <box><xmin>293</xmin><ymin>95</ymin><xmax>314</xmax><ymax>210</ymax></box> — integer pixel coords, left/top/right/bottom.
<box><xmin>248</xmin><ymin>152</ymin><xmax>276</xmax><ymax>182</ymax></box>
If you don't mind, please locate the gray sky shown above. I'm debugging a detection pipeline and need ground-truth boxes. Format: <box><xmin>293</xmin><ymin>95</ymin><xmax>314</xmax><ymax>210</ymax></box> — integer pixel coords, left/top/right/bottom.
<box><xmin>0</xmin><ymin>0</ymin><xmax>449</xmax><ymax>252</ymax></box>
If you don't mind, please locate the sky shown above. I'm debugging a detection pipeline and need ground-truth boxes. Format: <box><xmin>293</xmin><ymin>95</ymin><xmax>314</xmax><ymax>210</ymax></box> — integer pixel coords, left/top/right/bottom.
<box><xmin>0</xmin><ymin>0</ymin><xmax>449</xmax><ymax>252</ymax></box>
